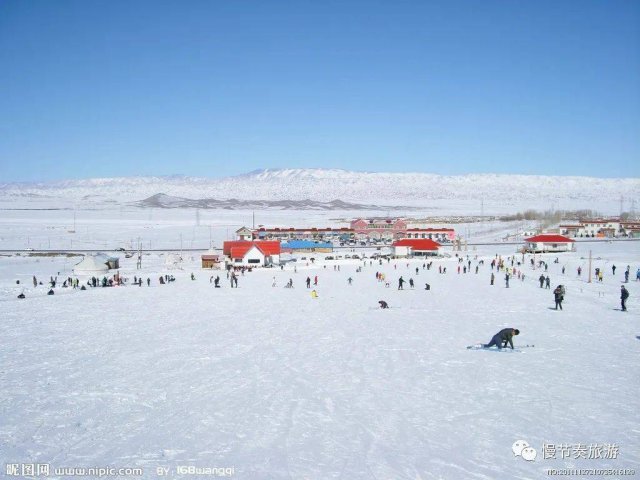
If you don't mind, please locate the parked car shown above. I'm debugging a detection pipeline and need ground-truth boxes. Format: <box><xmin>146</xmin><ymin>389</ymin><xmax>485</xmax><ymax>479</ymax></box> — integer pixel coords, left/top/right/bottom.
<box><xmin>352</xmin><ymin>254</ymin><xmax>360</xmax><ymax>259</ymax></box>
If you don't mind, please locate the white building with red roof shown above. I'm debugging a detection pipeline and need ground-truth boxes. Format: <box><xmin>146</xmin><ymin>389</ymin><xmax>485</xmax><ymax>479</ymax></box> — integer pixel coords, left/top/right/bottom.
<box><xmin>222</xmin><ymin>241</ymin><xmax>281</xmax><ymax>267</ymax></box>
<box><xmin>392</xmin><ymin>239</ymin><xmax>441</xmax><ymax>257</ymax></box>
<box><xmin>524</xmin><ymin>234</ymin><xmax>575</xmax><ymax>253</ymax></box>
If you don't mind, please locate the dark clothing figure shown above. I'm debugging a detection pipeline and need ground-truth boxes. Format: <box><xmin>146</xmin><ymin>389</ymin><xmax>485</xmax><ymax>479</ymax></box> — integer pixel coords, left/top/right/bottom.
<box><xmin>485</xmin><ymin>328</ymin><xmax>519</xmax><ymax>350</ymax></box>
<box><xmin>47</xmin><ymin>289</ymin><xmax>54</xmax><ymax>295</ymax></box>
<box><xmin>612</xmin><ymin>265</ymin><xmax>616</xmax><ymax>275</ymax></box>
<box><xmin>409</xmin><ymin>278</ymin><xmax>414</xmax><ymax>288</ymax></box>
<box><xmin>306</xmin><ymin>277</ymin><xmax>311</xmax><ymax>288</ymax></box>
<box><xmin>621</xmin><ymin>286</ymin><xmax>629</xmax><ymax>311</ymax></box>
<box><xmin>505</xmin><ymin>274</ymin><xmax>510</xmax><ymax>288</ymax></box>
<box><xmin>545</xmin><ymin>276</ymin><xmax>551</xmax><ymax>289</ymax></box>
<box><xmin>554</xmin><ymin>286</ymin><xmax>564</xmax><ymax>310</ymax></box>
<box><xmin>398</xmin><ymin>277</ymin><xmax>405</xmax><ymax>290</ymax></box>
<box><xmin>17</xmin><ymin>293</ymin><xmax>25</xmax><ymax>299</ymax></box>
<box><xmin>490</xmin><ymin>273</ymin><xmax>495</xmax><ymax>285</ymax></box>
<box><xmin>379</xmin><ymin>300</ymin><xmax>389</xmax><ymax>309</ymax></box>
<box><xmin>539</xmin><ymin>275</ymin><xmax>545</xmax><ymax>288</ymax></box>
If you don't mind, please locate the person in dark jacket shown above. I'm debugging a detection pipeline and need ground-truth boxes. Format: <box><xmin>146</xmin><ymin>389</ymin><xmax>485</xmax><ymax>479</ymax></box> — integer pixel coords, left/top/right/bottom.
<box><xmin>484</xmin><ymin>328</ymin><xmax>520</xmax><ymax>350</ymax></box>
<box><xmin>378</xmin><ymin>300</ymin><xmax>389</xmax><ymax>309</ymax></box>
<box><xmin>398</xmin><ymin>277</ymin><xmax>405</xmax><ymax>290</ymax></box>
<box><xmin>620</xmin><ymin>286</ymin><xmax>629</xmax><ymax>311</ymax></box>
<box><xmin>553</xmin><ymin>285</ymin><xmax>564</xmax><ymax>310</ymax></box>
<box><xmin>539</xmin><ymin>274</ymin><xmax>545</xmax><ymax>288</ymax></box>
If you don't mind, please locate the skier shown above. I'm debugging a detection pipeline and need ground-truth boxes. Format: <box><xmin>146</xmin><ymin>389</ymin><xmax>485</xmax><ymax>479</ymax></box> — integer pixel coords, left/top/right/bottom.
<box><xmin>314</xmin><ymin>275</ymin><xmax>318</xmax><ymax>286</ymax></box>
<box><xmin>348</xmin><ymin>277</ymin><xmax>353</xmax><ymax>285</ymax></box>
<box><xmin>620</xmin><ymin>286</ymin><xmax>629</xmax><ymax>311</ymax></box>
<box><xmin>409</xmin><ymin>278</ymin><xmax>414</xmax><ymax>289</ymax></box>
<box><xmin>398</xmin><ymin>277</ymin><xmax>405</xmax><ymax>290</ymax></box>
<box><xmin>612</xmin><ymin>265</ymin><xmax>617</xmax><ymax>275</ymax></box>
<box><xmin>553</xmin><ymin>285</ymin><xmax>564</xmax><ymax>310</ymax></box>
<box><xmin>539</xmin><ymin>274</ymin><xmax>545</xmax><ymax>288</ymax></box>
<box><xmin>32</xmin><ymin>275</ymin><xmax>37</xmax><ymax>287</ymax></box>
<box><xmin>484</xmin><ymin>328</ymin><xmax>520</xmax><ymax>350</ymax></box>
<box><xmin>505</xmin><ymin>273</ymin><xmax>510</xmax><ymax>288</ymax></box>
<box><xmin>545</xmin><ymin>275</ymin><xmax>551</xmax><ymax>289</ymax></box>
<box><xmin>378</xmin><ymin>300</ymin><xmax>389</xmax><ymax>309</ymax></box>
<box><xmin>214</xmin><ymin>276</ymin><xmax>220</xmax><ymax>288</ymax></box>
<box><xmin>306</xmin><ymin>277</ymin><xmax>311</xmax><ymax>288</ymax></box>
<box><xmin>147</xmin><ymin>278</ymin><xmax>150</xmax><ymax>286</ymax></box>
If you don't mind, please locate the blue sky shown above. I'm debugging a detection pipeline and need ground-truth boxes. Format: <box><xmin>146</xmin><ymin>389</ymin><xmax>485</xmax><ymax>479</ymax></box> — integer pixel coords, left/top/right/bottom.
<box><xmin>0</xmin><ymin>0</ymin><xmax>638</xmax><ymax>182</ymax></box>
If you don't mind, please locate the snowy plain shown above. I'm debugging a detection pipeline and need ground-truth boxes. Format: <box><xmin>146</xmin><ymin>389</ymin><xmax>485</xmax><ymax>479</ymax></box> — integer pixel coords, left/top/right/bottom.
<box><xmin>1</xmin><ymin>204</ymin><xmax>639</xmax><ymax>480</ymax></box>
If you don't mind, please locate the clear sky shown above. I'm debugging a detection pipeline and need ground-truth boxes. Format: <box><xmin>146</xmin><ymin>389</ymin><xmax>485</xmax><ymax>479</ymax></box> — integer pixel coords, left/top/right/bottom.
<box><xmin>0</xmin><ymin>0</ymin><xmax>638</xmax><ymax>182</ymax></box>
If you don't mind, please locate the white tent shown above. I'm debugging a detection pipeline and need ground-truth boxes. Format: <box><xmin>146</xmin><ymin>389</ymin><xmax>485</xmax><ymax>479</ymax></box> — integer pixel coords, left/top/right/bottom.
<box><xmin>165</xmin><ymin>253</ymin><xmax>183</xmax><ymax>269</ymax></box>
<box><xmin>74</xmin><ymin>255</ymin><xmax>109</xmax><ymax>275</ymax></box>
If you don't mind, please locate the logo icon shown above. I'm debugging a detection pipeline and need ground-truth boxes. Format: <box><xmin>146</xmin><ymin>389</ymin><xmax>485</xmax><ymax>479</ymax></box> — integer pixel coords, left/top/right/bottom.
<box><xmin>513</xmin><ymin>440</ymin><xmax>537</xmax><ymax>462</ymax></box>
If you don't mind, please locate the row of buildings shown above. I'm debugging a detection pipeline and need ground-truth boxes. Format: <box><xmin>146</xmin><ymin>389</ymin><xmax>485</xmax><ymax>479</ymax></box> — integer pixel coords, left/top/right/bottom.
<box><xmin>559</xmin><ymin>219</ymin><xmax>640</xmax><ymax>238</ymax></box>
<box><xmin>203</xmin><ymin>237</ymin><xmax>444</xmax><ymax>268</ymax></box>
<box><xmin>203</xmin><ymin>233</ymin><xmax>580</xmax><ymax>268</ymax></box>
<box><xmin>242</xmin><ymin>218</ymin><xmax>456</xmax><ymax>244</ymax></box>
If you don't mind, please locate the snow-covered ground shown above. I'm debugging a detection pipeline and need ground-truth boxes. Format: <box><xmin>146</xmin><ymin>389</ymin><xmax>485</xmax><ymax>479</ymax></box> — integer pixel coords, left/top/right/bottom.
<box><xmin>1</xmin><ymin>209</ymin><xmax>639</xmax><ymax>479</ymax></box>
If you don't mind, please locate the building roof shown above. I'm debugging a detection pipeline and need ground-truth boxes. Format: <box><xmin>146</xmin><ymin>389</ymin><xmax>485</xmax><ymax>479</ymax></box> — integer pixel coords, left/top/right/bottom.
<box><xmin>525</xmin><ymin>234</ymin><xmax>575</xmax><ymax>243</ymax></box>
<box><xmin>392</xmin><ymin>239</ymin><xmax>441</xmax><ymax>250</ymax></box>
<box><xmin>406</xmin><ymin>228</ymin><xmax>455</xmax><ymax>232</ymax></box>
<box><xmin>223</xmin><ymin>241</ymin><xmax>281</xmax><ymax>258</ymax></box>
<box><xmin>281</xmin><ymin>240</ymin><xmax>333</xmax><ymax>249</ymax></box>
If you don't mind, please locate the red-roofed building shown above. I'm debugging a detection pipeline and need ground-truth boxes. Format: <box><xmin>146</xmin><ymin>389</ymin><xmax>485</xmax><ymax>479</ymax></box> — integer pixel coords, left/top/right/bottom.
<box><xmin>392</xmin><ymin>238</ymin><xmax>441</xmax><ymax>257</ymax></box>
<box><xmin>223</xmin><ymin>241</ymin><xmax>281</xmax><ymax>266</ymax></box>
<box><xmin>524</xmin><ymin>234</ymin><xmax>575</xmax><ymax>253</ymax></box>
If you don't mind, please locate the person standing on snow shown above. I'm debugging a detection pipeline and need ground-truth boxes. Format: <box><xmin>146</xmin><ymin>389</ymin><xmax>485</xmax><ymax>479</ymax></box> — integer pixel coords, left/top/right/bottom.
<box><xmin>398</xmin><ymin>277</ymin><xmax>405</xmax><ymax>290</ymax></box>
<box><xmin>484</xmin><ymin>328</ymin><xmax>520</xmax><ymax>350</ymax></box>
<box><xmin>539</xmin><ymin>274</ymin><xmax>545</xmax><ymax>288</ymax></box>
<box><xmin>553</xmin><ymin>285</ymin><xmax>564</xmax><ymax>310</ymax></box>
<box><xmin>620</xmin><ymin>285</ymin><xmax>629</xmax><ymax>311</ymax></box>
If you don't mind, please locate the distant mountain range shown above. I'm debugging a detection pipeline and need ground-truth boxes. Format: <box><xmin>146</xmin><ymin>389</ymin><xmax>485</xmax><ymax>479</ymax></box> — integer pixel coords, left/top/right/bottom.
<box><xmin>135</xmin><ymin>193</ymin><xmax>412</xmax><ymax>211</ymax></box>
<box><xmin>0</xmin><ymin>168</ymin><xmax>638</xmax><ymax>214</ymax></box>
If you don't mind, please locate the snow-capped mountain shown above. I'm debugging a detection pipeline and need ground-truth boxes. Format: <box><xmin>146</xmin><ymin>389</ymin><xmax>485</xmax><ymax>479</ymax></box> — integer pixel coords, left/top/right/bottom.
<box><xmin>0</xmin><ymin>168</ymin><xmax>637</xmax><ymax>214</ymax></box>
